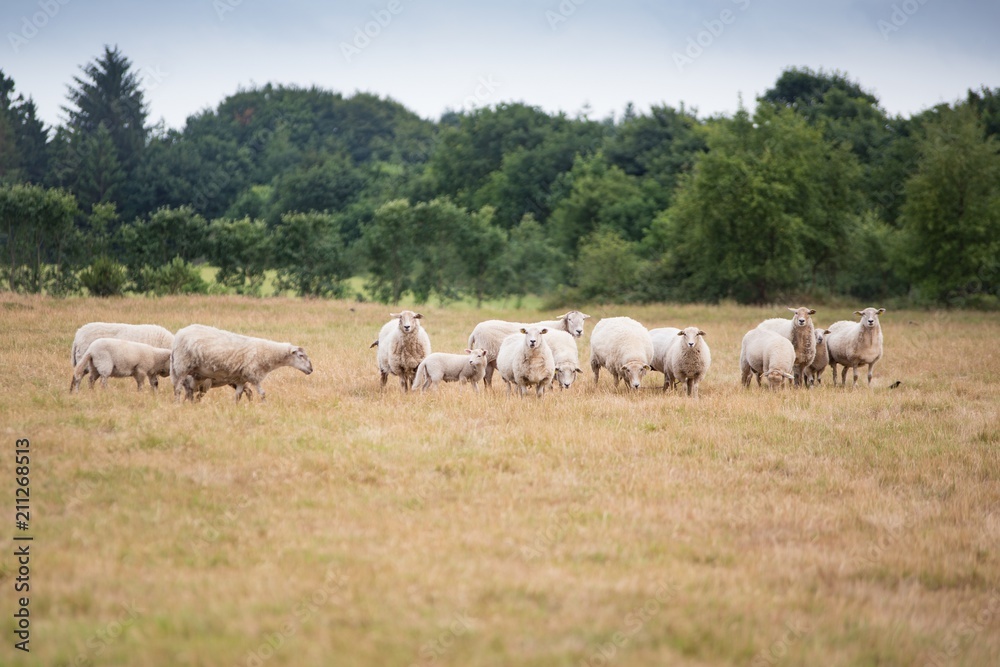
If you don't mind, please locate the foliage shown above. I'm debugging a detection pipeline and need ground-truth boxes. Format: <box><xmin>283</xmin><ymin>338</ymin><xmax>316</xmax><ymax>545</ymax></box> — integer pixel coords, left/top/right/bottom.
<box><xmin>207</xmin><ymin>217</ymin><xmax>271</xmax><ymax>295</ymax></box>
<box><xmin>79</xmin><ymin>255</ymin><xmax>128</xmax><ymax>297</ymax></box>
<box><xmin>0</xmin><ymin>183</ymin><xmax>79</xmax><ymax>293</ymax></box>
<box><xmin>272</xmin><ymin>211</ymin><xmax>349</xmax><ymax>297</ymax></box>
<box><xmin>575</xmin><ymin>227</ymin><xmax>643</xmax><ymax>303</ymax></box>
<box><xmin>140</xmin><ymin>256</ymin><xmax>210</xmax><ymax>296</ymax></box>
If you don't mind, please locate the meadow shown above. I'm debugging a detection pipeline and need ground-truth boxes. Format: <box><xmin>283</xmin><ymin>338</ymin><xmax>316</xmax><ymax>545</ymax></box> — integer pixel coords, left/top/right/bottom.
<box><xmin>1</xmin><ymin>294</ymin><xmax>998</xmax><ymax>667</ymax></box>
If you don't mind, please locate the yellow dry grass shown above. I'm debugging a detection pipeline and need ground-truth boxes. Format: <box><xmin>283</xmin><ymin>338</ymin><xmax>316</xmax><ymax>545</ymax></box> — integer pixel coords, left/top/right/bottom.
<box><xmin>0</xmin><ymin>295</ymin><xmax>998</xmax><ymax>666</ymax></box>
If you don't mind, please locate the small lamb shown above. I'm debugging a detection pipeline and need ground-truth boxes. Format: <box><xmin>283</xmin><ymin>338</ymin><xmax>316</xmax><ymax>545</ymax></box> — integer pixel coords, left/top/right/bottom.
<box><xmin>803</xmin><ymin>328</ymin><xmax>831</xmax><ymax>386</ymax></box>
<box><xmin>826</xmin><ymin>307</ymin><xmax>885</xmax><ymax>387</ymax></box>
<box><xmin>649</xmin><ymin>327</ymin><xmax>681</xmax><ymax>390</ymax></box>
<box><xmin>496</xmin><ymin>326</ymin><xmax>555</xmax><ymax>397</ymax></box>
<box><xmin>70</xmin><ymin>338</ymin><xmax>172</xmax><ymax>392</ymax></box>
<box><xmin>371</xmin><ymin>311</ymin><xmax>432</xmax><ymax>392</ymax></box>
<box><xmin>740</xmin><ymin>328</ymin><xmax>796</xmax><ymax>389</ymax></box>
<box><xmin>545</xmin><ymin>329</ymin><xmax>583</xmax><ymax>390</ymax></box>
<box><xmin>70</xmin><ymin>322</ymin><xmax>174</xmax><ymax>379</ymax></box>
<box><xmin>589</xmin><ymin>316</ymin><xmax>653</xmax><ymax>390</ymax></box>
<box><xmin>412</xmin><ymin>349</ymin><xmax>489</xmax><ymax>392</ymax></box>
<box><xmin>666</xmin><ymin>327</ymin><xmax>711</xmax><ymax>398</ymax></box>
<box><xmin>756</xmin><ymin>307</ymin><xmax>817</xmax><ymax>386</ymax></box>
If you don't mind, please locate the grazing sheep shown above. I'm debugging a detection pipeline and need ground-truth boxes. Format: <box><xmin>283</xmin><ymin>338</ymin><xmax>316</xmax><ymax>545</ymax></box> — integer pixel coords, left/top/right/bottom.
<box><xmin>71</xmin><ymin>322</ymin><xmax>174</xmax><ymax>378</ymax></box>
<box><xmin>803</xmin><ymin>328</ymin><xmax>831</xmax><ymax>386</ymax></box>
<box><xmin>589</xmin><ymin>317</ymin><xmax>653</xmax><ymax>390</ymax></box>
<box><xmin>69</xmin><ymin>338</ymin><xmax>172</xmax><ymax>392</ymax></box>
<box><xmin>649</xmin><ymin>327</ymin><xmax>681</xmax><ymax>390</ymax></box>
<box><xmin>740</xmin><ymin>328</ymin><xmax>796</xmax><ymax>389</ymax></box>
<box><xmin>412</xmin><ymin>349</ymin><xmax>489</xmax><ymax>392</ymax></box>
<box><xmin>546</xmin><ymin>329</ymin><xmax>583</xmax><ymax>390</ymax></box>
<box><xmin>826</xmin><ymin>308</ymin><xmax>885</xmax><ymax>387</ymax></box>
<box><xmin>468</xmin><ymin>311</ymin><xmax>590</xmax><ymax>388</ymax></box>
<box><xmin>756</xmin><ymin>307</ymin><xmax>816</xmax><ymax>386</ymax></box>
<box><xmin>666</xmin><ymin>327</ymin><xmax>711</xmax><ymax>398</ymax></box>
<box><xmin>496</xmin><ymin>326</ymin><xmax>555</xmax><ymax>397</ymax></box>
<box><xmin>371</xmin><ymin>311</ymin><xmax>432</xmax><ymax>392</ymax></box>
<box><xmin>171</xmin><ymin>324</ymin><xmax>313</xmax><ymax>403</ymax></box>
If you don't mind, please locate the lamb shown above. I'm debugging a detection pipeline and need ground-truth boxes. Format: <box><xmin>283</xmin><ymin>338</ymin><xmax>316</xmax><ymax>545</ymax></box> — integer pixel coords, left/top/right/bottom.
<box><xmin>496</xmin><ymin>326</ymin><xmax>555</xmax><ymax>397</ymax></box>
<box><xmin>370</xmin><ymin>310</ymin><xmax>432</xmax><ymax>392</ymax></box>
<box><xmin>740</xmin><ymin>328</ymin><xmax>796</xmax><ymax>389</ymax></box>
<box><xmin>756</xmin><ymin>307</ymin><xmax>817</xmax><ymax>386</ymax></box>
<box><xmin>666</xmin><ymin>327</ymin><xmax>711</xmax><ymax>398</ymax></box>
<box><xmin>545</xmin><ymin>329</ymin><xmax>582</xmax><ymax>390</ymax></box>
<box><xmin>171</xmin><ymin>324</ymin><xmax>313</xmax><ymax>402</ymax></box>
<box><xmin>69</xmin><ymin>338</ymin><xmax>172</xmax><ymax>393</ymax></box>
<box><xmin>825</xmin><ymin>307</ymin><xmax>885</xmax><ymax>387</ymax></box>
<box><xmin>70</xmin><ymin>322</ymin><xmax>174</xmax><ymax>378</ymax></box>
<box><xmin>649</xmin><ymin>327</ymin><xmax>681</xmax><ymax>390</ymax></box>
<box><xmin>803</xmin><ymin>328</ymin><xmax>831</xmax><ymax>386</ymax></box>
<box><xmin>412</xmin><ymin>349</ymin><xmax>489</xmax><ymax>392</ymax></box>
<box><xmin>468</xmin><ymin>311</ymin><xmax>590</xmax><ymax>388</ymax></box>
<box><xmin>589</xmin><ymin>316</ymin><xmax>653</xmax><ymax>390</ymax></box>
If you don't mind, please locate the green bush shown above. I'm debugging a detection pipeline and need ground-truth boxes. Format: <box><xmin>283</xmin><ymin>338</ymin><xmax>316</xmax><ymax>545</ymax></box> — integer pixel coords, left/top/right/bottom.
<box><xmin>142</xmin><ymin>257</ymin><xmax>210</xmax><ymax>296</ymax></box>
<box><xmin>79</xmin><ymin>256</ymin><xmax>128</xmax><ymax>297</ymax></box>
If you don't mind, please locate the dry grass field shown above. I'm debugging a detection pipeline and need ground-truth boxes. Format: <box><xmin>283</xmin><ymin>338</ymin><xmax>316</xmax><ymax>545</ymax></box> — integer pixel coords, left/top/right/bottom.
<box><xmin>1</xmin><ymin>294</ymin><xmax>998</xmax><ymax>667</ymax></box>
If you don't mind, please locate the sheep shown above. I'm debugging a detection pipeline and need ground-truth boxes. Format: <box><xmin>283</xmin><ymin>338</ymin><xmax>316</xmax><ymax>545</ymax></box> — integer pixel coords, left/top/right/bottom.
<box><xmin>412</xmin><ymin>349</ymin><xmax>489</xmax><ymax>392</ymax></box>
<box><xmin>171</xmin><ymin>324</ymin><xmax>313</xmax><ymax>403</ymax></box>
<box><xmin>803</xmin><ymin>328</ymin><xmax>831</xmax><ymax>387</ymax></box>
<box><xmin>468</xmin><ymin>311</ymin><xmax>590</xmax><ymax>388</ymax></box>
<box><xmin>666</xmin><ymin>327</ymin><xmax>711</xmax><ymax>398</ymax></box>
<box><xmin>496</xmin><ymin>326</ymin><xmax>555</xmax><ymax>397</ymax></box>
<box><xmin>740</xmin><ymin>328</ymin><xmax>796</xmax><ymax>389</ymax></box>
<box><xmin>826</xmin><ymin>307</ymin><xmax>885</xmax><ymax>387</ymax></box>
<box><xmin>589</xmin><ymin>317</ymin><xmax>653</xmax><ymax>390</ymax></box>
<box><xmin>545</xmin><ymin>328</ymin><xmax>583</xmax><ymax>390</ymax></box>
<box><xmin>649</xmin><ymin>327</ymin><xmax>681</xmax><ymax>390</ymax></box>
<box><xmin>756</xmin><ymin>307</ymin><xmax>817</xmax><ymax>386</ymax></box>
<box><xmin>370</xmin><ymin>310</ymin><xmax>432</xmax><ymax>392</ymax></box>
<box><xmin>70</xmin><ymin>322</ymin><xmax>174</xmax><ymax>379</ymax></box>
<box><xmin>69</xmin><ymin>338</ymin><xmax>172</xmax><ymax>393</ymax></box>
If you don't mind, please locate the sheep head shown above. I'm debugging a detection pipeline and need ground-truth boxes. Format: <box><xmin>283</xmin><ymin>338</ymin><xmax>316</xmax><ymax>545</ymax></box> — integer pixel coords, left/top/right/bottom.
<box><xmin>287</xmin><ymin>346</ymin><xmax>313</xmax><ymax>375</ymax></box>
<box><xmin>519</xmin><ymin>327</ymin><xmax>547</xmax><ymax>349</ymax></box>
<box><xmin>676</xmin><ymin>327</ymin><xmax>706</xmax><ymax>348</ymax></box>
<box><xmin>392</xmin><ymin>311</ymin><xmax>423</xmax><ymax>334</ymax></box>
<box><xmin>854</xmin><ymin>307</ymin><xmax>885</xmax><ymax>329</ymax></box>
<box><xmin>561</xmin><ymin>311</ymin><xmax>591</xmax><ymax>338</ymax></box>
<box><xmin>787</xmin><ymin>306</ymin><xmax>816</xmax><ymax>328</ymax></box>
<box><xmin>620</xmin><ymin>361</ymin><xmax>650</xmax><ymax>390</ymax></box>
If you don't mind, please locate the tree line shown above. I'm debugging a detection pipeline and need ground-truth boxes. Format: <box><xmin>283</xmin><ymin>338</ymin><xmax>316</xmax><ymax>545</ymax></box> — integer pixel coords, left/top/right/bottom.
<box><xmin>1</xmin><ymin>46</ymin><xmax>997</xmax><ymax>307</ymax></box>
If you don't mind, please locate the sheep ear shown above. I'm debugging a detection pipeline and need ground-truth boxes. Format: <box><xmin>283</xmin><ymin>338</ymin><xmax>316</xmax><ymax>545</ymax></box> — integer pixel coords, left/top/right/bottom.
<box><xmin>807</xmin><ymin>309</ymin><xmax>816</xmax><ymax>315</ymax></box>
<box><xmin>465</xmin><ymin>349</ymin><xmax>472</xmax><ymax>354</ymax></box>
<box><xmin>390</xmin><ymin>312</ymin><xmax>401</xmax><ymax>318</ymax></box>
<box><xmin>414</xmin><ymin>313</ymin><xmax>423</xmax><ymax>319</ymax></box>
<box><xmin>877</xmin><ymin>308</ymin><xmax>885</xmax><ymax>314</ymax></box>
<box><xmin>854</xmin><ymin>310</ymin><xmax>864</xmax><ymax>316</ymax></box>
<box><xmin>582</xmin><ymin>313</ymin><xmax>591</xmax><ymax>319</ymax></box>
<box><xmin>698</xmin><ymin>330</ymin><xmax>706</xmax><ymax>337</ymax></box>
<box><xmin>539</xmin><ymin>328</ymin><xmax>548</xmax><ymax>334</ymax></box>
<box><xmin>783</xmin><ymin>372</ymin><xmax>795</xmax><ymax>380</ymax></box>
<box><xmin>643</xmin><ymin>364</ymin><xmax>651</xmax><ymax>371</ymax></box>
<box><xmin>520</xmin><ymin>328</ymin><xmax>528</xmax><ymax>334</ymax></box>
<box><xmin>676</xmin><ymin>330</ymin><xmax>685</xmax><ymax>336</ymax></box>
<box><xmin>574</xmin><ymin>367</ymin><xmax>582</xmax><ymax>373</ymax></box>
<box><xmin>787</xmin><ymin>307</ymin><xmax>796</xmax><ymax>313</ymax></box>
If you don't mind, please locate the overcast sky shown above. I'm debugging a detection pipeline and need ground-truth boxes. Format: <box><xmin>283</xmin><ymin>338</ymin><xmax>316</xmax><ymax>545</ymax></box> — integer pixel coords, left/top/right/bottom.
<box><xmin>2</xmin><ymin>0</ymin><xmax>998</xmax><ymax>130</ymax></box>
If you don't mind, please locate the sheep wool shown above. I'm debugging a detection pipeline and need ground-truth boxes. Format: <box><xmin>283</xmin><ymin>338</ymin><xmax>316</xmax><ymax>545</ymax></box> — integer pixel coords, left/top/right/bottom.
<box><xmin>825</xmin><ymin>307</ymin><xmax>885</xmax><ymax>387</ymax></box>
<box><xmin>70</xmin><ymin>338</ymin><xmax>172</xmax><ymax>392</ymax></box>
<box><xmin>589</xmin><ymin>317</ymin><xmax>653</xmax><ymax>390</ymax></box>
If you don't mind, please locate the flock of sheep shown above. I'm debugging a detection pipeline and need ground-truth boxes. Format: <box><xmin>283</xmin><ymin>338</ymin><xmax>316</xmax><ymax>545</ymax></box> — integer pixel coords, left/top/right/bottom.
<box><xmin>66</xmin><ymin>305</ymin><xmax>885</xmax><ymax>402</ymax></box>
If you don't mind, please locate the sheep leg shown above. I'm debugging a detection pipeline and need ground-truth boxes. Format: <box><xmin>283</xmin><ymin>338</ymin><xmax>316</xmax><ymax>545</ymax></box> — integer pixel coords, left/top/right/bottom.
<box><xmin>867</xmin><ymin>362</ymin><xmax>876</xmax><ymax>387</ymax></box>
<box><xmin>255</xmin><ymin>383</ymin><xmax>266</xmax><ymax>403</ymax></box>
<box><xmin>133</xmin><ymin>371</ymin><xmax>145</xmax><ymax>391</ymax></box>
<box><xmin>379</xmin><ymin>370</ymin><xmax>389</xmax><ymax>388</ymax></box>
<box><xmin>851</xmin><ymin>365</ymin><xmax>859</xmax><ymax>387</ymax></box>
<box><xmin>484</xmin><ymin>362</ymin><xmax>496</xmax><ymax>389</ymax></box>
<box><xmin>88</xmin><ymin>360</ymin><xmax>98</xmax><ymax>389</ymax></box>
<box><xmin>829</xmin><ymin>362</ymin><xmax>838</xmax><ymax>386</ymax></box>
<box><xmin>149</xmin><ymin>374</ymin><xmax>159</xmax><ymax>392</ymax></box>
<box><xmin>591</xmin><ymin>359</ymin><xmax>601</xmax><ymax>384</ymax></box>
<box><xmin>840</xmin><ymin>365</ymin><xmax>849</xmax><ymax>387</ymax></box>
<box><xmin>686</xmin><ymin>378</ymin><xmax>693</xmax><ymax>397</ymax></box>
<box><xmin>100</xmin><ymin>375</ymin><xmax>109</xmax><ymax>390</ymax></box>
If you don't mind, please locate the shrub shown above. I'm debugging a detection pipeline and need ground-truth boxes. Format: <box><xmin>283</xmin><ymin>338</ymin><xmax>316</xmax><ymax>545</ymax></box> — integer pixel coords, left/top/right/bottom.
<box><xmin>79</xmin><ymin>256</ymin><xmax>128</xmax><ymax>297</ymax></box>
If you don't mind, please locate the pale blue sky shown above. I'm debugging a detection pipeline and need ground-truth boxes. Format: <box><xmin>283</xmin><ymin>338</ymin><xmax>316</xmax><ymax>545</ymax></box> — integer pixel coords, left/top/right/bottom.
<box><xmin>2</xmin><ymin>0</ymin><xmax>997</xmax><ymax>130</ymax></box>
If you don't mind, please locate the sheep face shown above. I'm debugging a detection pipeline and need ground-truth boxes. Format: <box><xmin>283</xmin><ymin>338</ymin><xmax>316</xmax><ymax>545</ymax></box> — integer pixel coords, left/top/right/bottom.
<box><xmin>563</xmin><ymin>311</ymin><xmax>591</xmax><ymax>338</ymax></box>
<box><xmin>288</xmin><ymin>346</ymin><xmax>314</xmax><ymax>374</ymax></box>
<box><xmin>787</xmin><ymin>306</ymin><xmax>816</xmax><ymax>329</ymax></box>
<box><xmin>814</xmin><ymin>329</ymin><xmax>828</xmax><ymax>344</ymax></box>
<box><xmin>854</xmin><ymin>307</ymin><xmax>885</xmax><ymax>329</ymax></box>
<box><xmin>620</xmin><ymin>361</ymin><xmax>650</xmax><ymax>390</ymax></box>
<box><xmin>676</xmin><ymin>327</ymin><xmax>706</xmax><ymax>348</ymax></box>
<box><xmin>764</xmin><ymin>369</ymin><xmax>794</xmax><ymax>389</ymax></box>
<box><xmin>554</xmin><ymin>364</ymin><xmax>581</xmax><ymax>389</ymax></box>
<box><xmin>465</xmin><ymin>348</ymin><xmax>488</xmax><ymax>367</ymax></box>
<box><xmin>519</xmin><ymin>327</ymin><xmax>547</xmax><ymax>349</ymax></box>
<box><xmin>391</xmin><ymin>310</ymin><xmax>423</xmax><ymax>334</ymax></box>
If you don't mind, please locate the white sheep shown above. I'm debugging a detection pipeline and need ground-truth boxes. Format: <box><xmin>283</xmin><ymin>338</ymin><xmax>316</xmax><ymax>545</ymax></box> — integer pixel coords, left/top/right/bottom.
<box><xmin>370</xmin><ymin>310</ymin><xmax>432</xmax><ymax>392</ymax></box>
<box><xmin>70</xmin><ymin>322</ymin><xmax>174</xmax><ymax>379</ymax></box>
<box><xmin>412</xmin><ymin>349</ymin><xmax>489</xmax><ymax>392</ymax></box>
<box><xmin>740</xmin><ymin>328</ymin><xmax>796</xmax><ymax>389</ymax></box>
<box><xmin>826</xmin><ymin>307</ymin><xmax>885</xmax><ymax>387</ymax></box>
<box><xmin>666</xmin><ymin>327</ymin><xmax>711</xmax><ymax>398</ymax></box>
<box><xmin>69</xmin><ymin>338</ymin><xmax>172</xmax><ymax>393</ymax></box>
<box><xmin>468</xmin><ymin>311</ymin><xmax>590</xmax><ymax>388</ymax></box>
<box><xmin>545</xmin><ymin>329</ymin><xmax>582</xmax><ymax>390</ymax></box>
<box><xmin>649</xmin><ymin>327</ymin><xmax>681</xmax><ymax>390</ymax></box>
<box><xmin>496</xmin><ymin>326</ymin><xmax>555</xmax><ymax>397</ymax></box>
<box><xmin>756</xmin><ymin>307</ymin><xmax>816</xmax><ymax>386</ymax></box>
<box><xmin>803</xmin><ymin>328</ymin><xmax>831</xmax><ymax>386</ymax></box>
<box><xmin>589</xmin><ymin>316</ymin><xmax>653</xmax><ymax>390</ymax></box>
<box><xmin>171</xmin><ymin>324</ymin><xmax>313</xmax><ymax>402</ymax></box>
